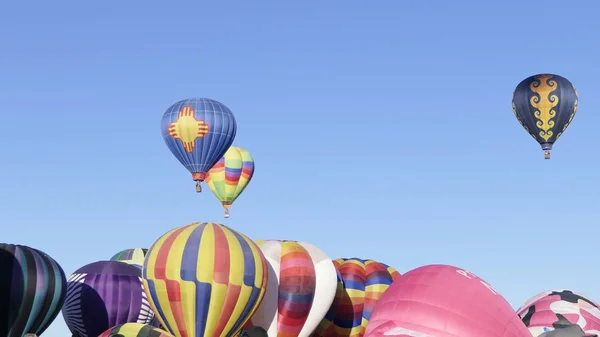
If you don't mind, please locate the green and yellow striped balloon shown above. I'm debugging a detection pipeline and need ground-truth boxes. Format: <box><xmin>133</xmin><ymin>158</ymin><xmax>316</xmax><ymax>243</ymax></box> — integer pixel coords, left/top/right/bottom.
<box><xmin>99</xmin><ymin>323</ymin><xmax>173</xmax><ymax>337</ymax></box>
<box><xmin>205</xmin><ymin>146</ymin><xmax>255</xmax><ymax>218</ymax></box>
<box><xmin>110</xmin><ymin>248</ymin><xmax>148</xmax><ymax>269</ymax></box>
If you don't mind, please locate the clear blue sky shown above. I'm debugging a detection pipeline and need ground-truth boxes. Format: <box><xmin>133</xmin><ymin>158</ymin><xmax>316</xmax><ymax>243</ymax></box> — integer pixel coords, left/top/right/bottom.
<box><xmin>1</xmin><ymin>1</ymin><xmax>599</xmax><ymax>336</ymax></box>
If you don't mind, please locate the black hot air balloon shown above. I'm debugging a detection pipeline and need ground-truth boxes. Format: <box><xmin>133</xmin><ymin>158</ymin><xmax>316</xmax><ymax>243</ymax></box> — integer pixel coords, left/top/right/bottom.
<box><xmin>512</xmin><ymin>74</ymin><xmax>578</xmax><ymax>159</ymax></box>
<box><xmin>0</xmin><ymin>244</ymin><xmax>67</xmax><ymax>337</ymax></box>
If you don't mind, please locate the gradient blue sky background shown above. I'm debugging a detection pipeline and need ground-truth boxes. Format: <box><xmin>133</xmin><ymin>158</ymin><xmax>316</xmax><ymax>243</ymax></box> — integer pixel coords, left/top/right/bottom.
<box><xmin>1</xmin><ymin>1</ymin><xmax>599</xmax><ymax>336</ymax></box>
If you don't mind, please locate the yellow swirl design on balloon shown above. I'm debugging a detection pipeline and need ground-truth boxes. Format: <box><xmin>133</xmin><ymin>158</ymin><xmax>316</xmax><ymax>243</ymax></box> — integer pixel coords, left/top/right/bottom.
<box><xmin>529</xmin><ymin>75</ymin><xmax>559</xmax><ymax>141</ymax></box>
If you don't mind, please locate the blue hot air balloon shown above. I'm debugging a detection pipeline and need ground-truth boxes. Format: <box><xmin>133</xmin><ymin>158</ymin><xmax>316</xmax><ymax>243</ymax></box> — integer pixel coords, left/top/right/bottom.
<box><xmin>512</xmin><ymin>74</ymin><xmax>578</xmax><ymax>159</ymax></box>
<box><xmin>160</xmin><ymin>98</ymin><xmax>237</xmax><ymax>192</ymax></box>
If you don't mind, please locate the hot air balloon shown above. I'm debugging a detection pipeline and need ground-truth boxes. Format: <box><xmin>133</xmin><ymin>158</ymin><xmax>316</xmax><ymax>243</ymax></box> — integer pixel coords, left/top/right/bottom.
<box><xmin>517</xmin><ymin>289</ymin><xmax>600</xmax><ymax>337</ymax></box>
<box><xmin>62</xmin><ymin>261</ymin><xmax>155</xmax><ymax>337</ymax></box>
<box><xmin>99</xmin><ymin>323</ymin><xmax>173</xmax><ymax>337</ymax></box>
<box><xmin>512</xmin><ymin>74</ymin><xmax>578</xmax><ymax>159</ymax></box>
<box><xmin>244</xmin><ymin>240</ymin><xmax>338</xmax><ymax>337</ymax></box>
<box><xmin>0</xmin><ymin>244</ymin><xmax>67</xmax><ymax>337</ymax></box>
<box><xmin>312</xmin><ymin>258</ymin><xmax>401</xmax><ymax>337</ymax></box>
<box><xmin>142</xmin><ymin>222</ymin><xmax>268</xmax><ymax>337</ymax></box>
<box><xmin>205</xmin><ymin>146</ymin><xmax>255</xmax><ymax>218</ymax></box>
<box><xmin>161</xmin><ymin>98</ymin><xmax>237</xmax><ymax>192</ymax></box>
<box><xmin>110</xmin><ymin>248</ymin><xmax>148</xmax><ymax>269</ymax></box>
<box><xmin>363</xmin><ymin>264</ymin><xmax>530</xmax><ymax>337</ymax></box>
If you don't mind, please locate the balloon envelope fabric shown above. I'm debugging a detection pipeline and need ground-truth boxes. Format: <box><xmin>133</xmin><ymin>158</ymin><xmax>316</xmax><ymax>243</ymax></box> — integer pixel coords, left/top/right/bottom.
<box><xmin>363</xmin><ymin>264</ymin><xmax>531</xmax><ymax>337</ymax></box>
<box><xmin>62</xmin><ymin>261</ymin><xmax>155</xmax><ymax>337</ymax></box>
<box><xmin>111</xmin><ymin>248</ymin><xmax>148</xmax><ymax>269</ymax></box>
<box><xmin>517</xmin><ymin>289</ymin><xmax>600</xmax><ymax>337</ymax></box>
<box><xmin>511</xmin><ymin>73</ymin><xmax>578</xmax><ymax>158</ymax></box>
<box><xmin>0</xmin><ymin>244</ymin><xmax>67</xmax><ymax>337</ymax></box>
<box><xmin>205</xmin><ymin>146</ymin><xmax>255</xmax><ymax>217</ymax></box>
<box><xmin>247</xmin><ymin>240</ymin><xmax>338</xmax><ymax>337</ymax></box>
<box><xmin>160</xmin><ymin>98</ymin><xmax>237</xmax><ymax>184</ymax></box>
<box><xmin>142</xmin><ymin>222</ymin><xmax>268</xmax><ymax>337</ymax></box>
<box><xmin>99</xmin><ymin>323</ymin><xmax>174</xmax><ymax>337</ymax></box>
<box><xmin>312</xmin><ymin>258</ymin><xmax>401</xmax><ymax>337</ymax></box>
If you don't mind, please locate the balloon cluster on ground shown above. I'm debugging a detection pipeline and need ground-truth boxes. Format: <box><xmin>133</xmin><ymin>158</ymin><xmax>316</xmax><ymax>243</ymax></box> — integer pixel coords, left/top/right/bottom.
<box><xmin>1</xmin><ymin>81</ymin><xmax>590</xmax><ymax>337</ymax></box>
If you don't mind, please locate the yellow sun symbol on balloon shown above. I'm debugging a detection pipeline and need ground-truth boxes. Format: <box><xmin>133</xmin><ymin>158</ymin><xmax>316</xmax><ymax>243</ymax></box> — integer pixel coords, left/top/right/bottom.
<box><xmin>168</xmin><ymin>106</ymin><xmax>210</xmax><ymax>153</ymax></box>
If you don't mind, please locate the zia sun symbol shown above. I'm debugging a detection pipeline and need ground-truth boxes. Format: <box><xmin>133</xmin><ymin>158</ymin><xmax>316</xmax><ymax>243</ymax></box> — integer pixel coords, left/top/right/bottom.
<box><xmin>168</xmin><ymin>106</ymin><xmax>210</xmax><ymax>153</ymax></box>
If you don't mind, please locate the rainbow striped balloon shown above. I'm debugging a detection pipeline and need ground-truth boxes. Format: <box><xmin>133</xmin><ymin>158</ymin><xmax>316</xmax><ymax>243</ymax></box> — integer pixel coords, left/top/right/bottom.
<box><xmin>142</xmin><ymin>223</ymin><xmax>268</xmax><ymax>337</ymax></box>
<box><xmin>205</xmin><ymin>146</ymin><xmax>254</xmax><ymax>218</ymax></box>
<box><xmin>311</xmin><ymin>258</ymin><xmax>401</xmax><ymax>337</ymax></box>
<box><xmin>246</xmin><ymin>240</ymin><xmax>338</xmax><ymax>337</ymax></box>
<box><xmin>99</xmin><ymin>323</ymin><xmax>173</xmax><ymax>337</ymax></box>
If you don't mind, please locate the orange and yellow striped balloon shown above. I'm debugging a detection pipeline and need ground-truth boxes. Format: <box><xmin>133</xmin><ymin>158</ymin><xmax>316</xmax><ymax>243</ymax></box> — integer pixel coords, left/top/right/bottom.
<box><xmin>311</xmin><ymin>258</ymin><xmax>400</xmax><ymax>337</ymax></box>
<box><xmin>205</xmin><ymin>146</ymin><xmax>254</xmax><ymax>218</ymax></box>
<box><xmin>142</xmin><ymin>223</ymin><xmax>268</xmax><ymax>337</ymax></box>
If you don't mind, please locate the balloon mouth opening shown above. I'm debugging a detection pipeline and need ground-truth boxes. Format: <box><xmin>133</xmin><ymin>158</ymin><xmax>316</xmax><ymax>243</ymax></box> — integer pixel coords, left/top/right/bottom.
<box><xmin>192</xmin><ymin>172</ymin><xmax>206</xmax><ymax>181</ymax></box>
<box><xmin>540</xmin><ymin>143</ymin><xmax>553</xmax><ymax>151</ymax></box>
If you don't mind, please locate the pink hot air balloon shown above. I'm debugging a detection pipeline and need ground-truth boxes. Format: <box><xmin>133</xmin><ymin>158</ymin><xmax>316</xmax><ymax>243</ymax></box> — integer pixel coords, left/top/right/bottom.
<box><xmin>363</xmin><ymin>264</ymin><xmax>531</xmax><ymax>337</ymax></box>
<box><xmin>517</xmin><ymin>289</ymin><xmax>600</xmax><ymax>337</ymax></box>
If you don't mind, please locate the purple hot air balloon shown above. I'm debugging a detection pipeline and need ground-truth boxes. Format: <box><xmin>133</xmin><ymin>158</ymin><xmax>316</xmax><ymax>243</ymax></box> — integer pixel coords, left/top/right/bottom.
<box><xmin>62</xmin><ymin>261</ymin><xmax>155</xmax><ymax>337</ymax></box>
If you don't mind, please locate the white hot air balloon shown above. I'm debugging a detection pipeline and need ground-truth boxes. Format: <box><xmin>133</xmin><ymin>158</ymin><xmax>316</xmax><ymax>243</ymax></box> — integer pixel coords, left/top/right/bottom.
<box><xmin>245</xmin><ymin>240</ymin><xmax>338</xmax><ymax>337</ymax></box>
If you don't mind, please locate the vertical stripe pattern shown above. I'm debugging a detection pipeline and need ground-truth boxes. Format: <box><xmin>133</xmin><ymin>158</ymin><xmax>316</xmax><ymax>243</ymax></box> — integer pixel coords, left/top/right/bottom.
<box><xmin>247</xmin><ymin>240</ymin><xmax>338</xmax><ymax>337</ymax></box>
<box><xmin>312</xmin><ymin>258</ymin><xmax>400</xmax><ymax>337</ymax></box>
<box><xmin>142</xmin><ymin>223</ymin><xmax>268</xmax><ymax>337</ymax></box>
<box><xmin>111</xmin><ymin>248</ymin><xmax>149</xmax><ymax>269</ymax></box>
<box><xmin>62</xmin><ymin>261</ymin><xmax>155</xmax><ymax>337</ymax></box>
<box><xmin>0</xmin><ymin>244</ymin><xmax>67</xmax><ymax>337</ymax></box>
<box><xmin>160</xmin><ymin>98</ymin><xmax>237</xmax><ymax>179</ymax></box>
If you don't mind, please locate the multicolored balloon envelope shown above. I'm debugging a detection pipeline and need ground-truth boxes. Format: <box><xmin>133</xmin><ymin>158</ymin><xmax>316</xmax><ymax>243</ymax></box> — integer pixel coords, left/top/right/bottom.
<box><xmin>142</xmin><ymin>222</ymin><xmax>268</xmax><ymax>337</ymax></box>
<box><xmin>512</xmin><ymin>74</ymin><xmax>578</xmax><ymax>159</ymax></box>
<box><xmin>0</xmin><ymin>244</ymin><xmax>67</xmax><ymax>337</ymax></box>
<box><xmin>62</xmin><ymin>261</ymin><xmax>155</xmax><ymax>337</ymax></box>
<box><xmin>110</xmin><ymin>248</ymin><xmax>148</xmax><ymax>269</ymax></box>
<box><xmin>517</xmin><ymin>289</ymin><xmax>600</xmax><ymax>337</ymax></box>
<box><xmin>160</xmin><ymin>98</ymin><xmax>237</xmax><ymax>192</ymax></box>
<box><xmin>245</xmin><ymin>240</ymin><xmax>338</xmax><ymax>337</ymax></box>
<box><xmin>99</xmin><ymin>323</ymin><xmax>173</xmax><ymax>337</ymax></box>
<box><xmin>206</xmin><ymin>146</ymin><xmax>255</xmax><ymax>218</ymax></box>
<box><xmin>363</xmin><ymin>264</ymin><xmax>530</xmax><ymax>337</ymax></box>
<box><xmin>313</xmin><ymin>258</ymin><xmax>401</xmax><ymax>337</ymax></box>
